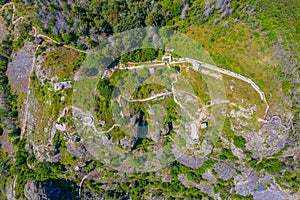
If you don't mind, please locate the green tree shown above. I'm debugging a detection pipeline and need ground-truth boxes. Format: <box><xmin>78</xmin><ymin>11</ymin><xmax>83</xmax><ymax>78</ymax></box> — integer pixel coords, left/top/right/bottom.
<box><xmin>97</xmin><ymin>79</ymin><xmax>114</xmax><ymax>99</ymax></box>
<box><xmin>233</xmin><ymin>135</ymin><xmax>246</xmax><ymax>149</ymax></box>
<box><xmin>0</xmin><ymin>126</ymin><xmax>3</xmax><ymax>136</ymax></box>
<box><xmin>62</xmin><ymin>32</ymin><xmax>74</xmax><ymax>44</ymax></box>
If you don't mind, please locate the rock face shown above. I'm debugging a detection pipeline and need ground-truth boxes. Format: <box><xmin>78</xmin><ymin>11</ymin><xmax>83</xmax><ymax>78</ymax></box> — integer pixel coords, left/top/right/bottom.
<box><xmin>234</xmin><ymin>171</ymin><xmax>260</xmax><ymax>196</ymax></box>
<box><xmin>253</xmin><ymin>182</ymin><xmax>294</xmax><ymax>200</ymax></box>
<box><xmin>0</xmin><ymin>23</ymin><xmax>2</xmax><ymax>41</ymax></box>
<box><xmin>214</xmin><ymin>162</ymin><xmax>236</xmax><ymax>180</ymax></box>
<box><xmin>172</xmin><ymin>146</ymin><xmax>207</xmax><ymax>169</ymax></box>
<box><xmin>177</xmin><ymin>174</ymin><xmax>189</xmax><ymax>187</ymax></box>
<box><xmin>245</xmin><ymin>119</ymin><xmax>290</xmax><ymax>158</ymax></box>
<box><xmin>24</xmin><ymin>179</ymin><xmax>78</xmax><ymax>200</ymax></box>
<box><xmin>66</xmin><ymin>139</ymin><xmax>89</xmax><ymax>158</ymax></box>
<box><xmin>202</xmin><ymin>169</ymin><xmax>217</xmax><ymax>184</ymax></box>
<box><xmin>7</xmin><ymin>42</ymin><xmax>35</xmax><ymax>93</ymax></box>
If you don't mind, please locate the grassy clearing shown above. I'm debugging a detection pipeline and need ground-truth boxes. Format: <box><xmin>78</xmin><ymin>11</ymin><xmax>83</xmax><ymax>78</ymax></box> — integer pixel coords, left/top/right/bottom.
<box><xmin>222</xmin><ymin>74</ymin><xmax>266</xmax><ymax>130</ymax></box>
<box><xmin>41</xmin><ymin>46</ymin><xmax>81</xmax><ymax>80</ymax></box>
<box><xmin>185</xmin><ymin>22</ymin><xmax>290</xmax><ymax>117</ymax></box>
<box><xmin>30</xmin><ymin>72</ymin><xmax>73</xmax><ymax>142</ymax></box>
<box><xmin>180</xmin><ymin>64</ymin><xmax>210</xmax><ymax>104</ymax></box>
<box><xmin>29</xmin><ymin>46</ymin><xmax>83</xmax><ymax>142</ymax></box>
<box><xmin>186</xmin><ymin>23</ymin><xmax>275</xmax><ymax>94</ymax></box>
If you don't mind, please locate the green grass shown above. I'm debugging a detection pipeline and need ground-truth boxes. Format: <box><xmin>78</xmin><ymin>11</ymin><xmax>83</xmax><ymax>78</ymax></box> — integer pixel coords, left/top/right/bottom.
<box><xmin>41</xmin><ymin>46</ymin><xmax>80</xmax><ymax>80</ymax></box>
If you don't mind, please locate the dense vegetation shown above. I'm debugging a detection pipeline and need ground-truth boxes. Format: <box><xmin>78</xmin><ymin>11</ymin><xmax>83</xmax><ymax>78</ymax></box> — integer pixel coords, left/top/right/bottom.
<box><xmin>0</xmin><ymin>39</ymin><xmax>16</xmax><ymax>121</ymax></box>
<box><xmin>0</xmin><ymin>0</ymin><xmax>298</xmax><ymax>199</ymax></box>
<box><xmin>120</xmin><ymin>48</ymin><xmax>162</xmax><ymax>63</ymax></box>
<box><xmin>30</xmin><ymin>0</ymin><xmax>299</xmax><ymax>134</ymax></box>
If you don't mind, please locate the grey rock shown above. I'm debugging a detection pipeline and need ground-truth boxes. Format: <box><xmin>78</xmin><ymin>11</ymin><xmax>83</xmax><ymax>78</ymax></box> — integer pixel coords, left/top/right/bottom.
<box><xmin>24</xmin><ymin>180</ymin><xmax>77</xmax><ymax>200</ymax></box>
<box><xmin>24</xmin><ymin>181</ymin><xmax>41</xmax><ymax>200</ymax></box>
<box><xmin>172</xmin><ymin>146</ymin><xmax>207</xmax><ymax>169</ymax></box>
<box><xmin>202</xmin><ymin>169</ymin><xmax>217</xmax><ymax>184</ymax></box>
<box><xmin>0</xmin><ymin>23</ymin><xmax>2</xmax><ymax>41</ymax></box>
<box><xmin>234</xmin><ymin>172</ymin><xmax>260</xmax><ymax>196</ymax></box>
<box><xmin>120</xmin><ymin>137</ymin><xmax>133</xmax><ymax>149</ymax></box>
<box><xmin>101</xmin><ymin>184</ymin><xmax>119</xmax><ymax>191</ymax></box>
<box><xmin>7</xmin><ymin>42</ymin><xmax>35</xmax><ymax>93</ymax></box>
<box><xmin>214</xmin><ymin>162</ymin><xmax>236</xmax><ymax>180</ymax></box>
<box><xmin>245</xmin><ymin>119</ymin><xmax>290</xmax><ymax>159</ymax></box>
<box><xmin>256</xmin><ymin>183</ymin><xmax>267</xmax><ymax>191</ymax></box>
<box><xmin>203</xmin><ymin>184</ymin><xmax>219</xmax><ymax>199</ymax></box>
<box><xmin>66</xmin><ymin>139</ymin><xmax>89</xmax><ymax>158</ymax></box>
<box><xmin>162</xmin><ymin>175</ymin><xmax>171</xmax><ymax>183</ymax></box>
<box><xmin>178</xmin><ymin>174</ymin><xmax>189</xmax><ymax>188</ymax></box>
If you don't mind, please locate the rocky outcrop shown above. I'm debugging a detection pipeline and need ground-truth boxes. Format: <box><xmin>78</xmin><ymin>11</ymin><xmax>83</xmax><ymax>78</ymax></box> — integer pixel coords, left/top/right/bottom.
<box><xmin>245</xmin><ymin>119</ymin><xmax>290</xmax><ymax>158</ymax></box>
<box><xmin>7</xmin><ymin>41</ymin><xmax>35</xmax><ymax>93</ymax></box>
<box><xmin>66</xmin><ymin>139</ymin><xmax>89</xmax><ymax>159</ymax></box>
<box><xmin>172</xmin><ymin>146</ymin><xmax>207</xmax><ymax>169</ymax></box>
<box><xmin>214</xmin><ymin>162</ymin><xmax>236</xmax><ymax>180</ymax></box>
<box><xmin>24</xmin><ymin>179</ymin><xmax>78</xmax><ymax>200</ymax></box>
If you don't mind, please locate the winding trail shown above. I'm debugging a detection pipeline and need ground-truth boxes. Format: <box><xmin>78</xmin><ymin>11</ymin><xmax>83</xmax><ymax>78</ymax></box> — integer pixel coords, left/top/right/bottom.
<box><xmin>0</xmin><ymin>2</ymin><xmax>15</xmax><ymax>13</ymax></box>
<box><xmin>0</xmin><ymin>2</ymin><xmax>21</xmax><ymax>25</ymax></box>
<box><xmin>125</xmin><ymin>91</ymin><xmax>173</xmax><ymax>102</ymax></box>
<box><xmin>36</xmin><ymin>33</ymin><xmax>88</xmax><ymax>54</ymax></box>
<box><xmin>95</xmin><ymin>124</ymin><xmax>120</xmax><ymax>135</ymax></box>
<box><xmin>258</xmin><ymin>115</ymin><xmax>290</xmax><ymax>130</ymax></box>
<box><xmin>1</xmin><ymin>2</ymin><xmax>88</xmax><ymax>55</ymax></box>
<box><xmin>179</xmin><ymin>58</ymin><xmax>270</xmax><ymax>117</ymax></box>
<box><xmin>56</xmin><ymin>105</ymin><xmax>120</xmax><ymax>135</ymax></box>
<box><xmin>119</xmin><ymin>62</ymin><xmax>166</xmax><ymax>70</ymax></box>
<box><xmin>1</xmin><ymin>2</ymin><xmax>88</xmax><ymax>138</ymax></box>
<box><xmin>12</xmin><ymin>16</ymin><xmax>23</xmax><ymax>24</ymax></box>
<box><xmin>78</xmin><ymin>173</ymin><xmax>90</xmax><ymax>199</ymax></box>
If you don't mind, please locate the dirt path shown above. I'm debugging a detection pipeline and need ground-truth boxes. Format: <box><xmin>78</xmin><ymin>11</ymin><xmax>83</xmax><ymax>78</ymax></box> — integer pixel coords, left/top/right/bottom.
<box><xmin>125</xmin><ymin>91</ymin><xmax>173</xmax><ymax>102</ymax></box>
<box><xmin>78</xmin><ymin>173</ymin><xmax>89</xmax><ymax>199</ymax></box>
<box><xmin>36</xmin><ymin>33</ymin><xmax>88</xmax><ymax>54</ymax></box>
<box><xmin>0</xmin><ymin>2</ymin><xmax>14</xmax><ymax>13</ymax></box>
<box><xmin>119</xmin><ymin>62</ymin><xmax>166</xmax><ymax>70</ymax></box>
<box><xmin>179</xmin><ymin>58</ymin><xmax>270</xmax><ymax>117</ymax></box>
<box><xmin>12</xmin><ymin>16</ymin><xmax>23</xmax><ymax>24</ymax></box>
<box><xmin>1</xmin><ymin>2</ymin><xmax>88</xmax><ymax>55</ymax></box>
<box><xmin>0</xmin><ymin>2</ymin><xmax>16</xmax><ymax>24</ymax></box>
<box><xmin>1</xmin><ymin>2</ymin><xmax>88</xmax><ymax>138</ymax></box>
<box><xmin>258</xmin><ymin>115</ymin><xmax>290</xmax><ymax>130</ymax></box>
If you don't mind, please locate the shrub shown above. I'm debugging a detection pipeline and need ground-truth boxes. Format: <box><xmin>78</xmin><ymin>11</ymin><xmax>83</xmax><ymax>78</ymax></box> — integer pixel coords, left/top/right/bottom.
<box><xmin>8</xmin><ymin>128</ymin><xmax>21</xmax><ymax>137</ymax></box>
<box><xmin>233</xmin><ymin>135</ymin><xmax>246</xmax><ymax>149</ymax></box>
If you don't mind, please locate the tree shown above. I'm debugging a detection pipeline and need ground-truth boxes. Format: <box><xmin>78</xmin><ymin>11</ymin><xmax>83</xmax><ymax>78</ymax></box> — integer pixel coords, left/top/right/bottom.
<box><xmin>62</xmin><ymin>32</ymin><xmax>74</xmax><ymax>44</ymax></box>
<box><xmin>97</xmin><ymin>79</ymin><xmax>114</xmax><ymax>100</ymax></box>
<box><xmin>0</xmin><ymin>126</ymin><xmax>3</xmax><ymax>136</ymax></box>
<box><xmin>0</xmin><ymin>108</ymin><xmax>4</xmax><ymax>122</ymax></box>
<box><xmin>233</xmin><ymin>135</ymin><xmax>246</xmax><ymax>149</ymax></box>
<box><xmin>8</xmin><ymin>128</ymin><xmax>21</xmax><ymax>137</ymax></box>
<box><xmin>145</xmin><ymin>11</ymin><xmax>166</xmax><ymax>27</ymax></box>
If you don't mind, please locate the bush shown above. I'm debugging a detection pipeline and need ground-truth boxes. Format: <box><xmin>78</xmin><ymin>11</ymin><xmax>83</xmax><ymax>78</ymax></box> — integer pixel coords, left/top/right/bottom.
<box><xmin>120</xmin><ymin>48</ymin><xmax>159</xmax><ymax>63</ymax></box>
<box><xmin>221</xmin><ymin>148</ymin><xmax>238</xmax><ymax>161</ymax></box>
<box><xmin>195</xmin><ymin>159</ymin><xmax>215</xmax><ymax>174</ymax></box>
<box><xmin>233</xmin><ymin>135</ymin><xmax>246</xmax><ymax>149</ymax></box>
<box><xmin>97</xmin><ymin>79</ymin><xmax>115</xmax><ymax>100</ymax></box>
<box><xmin>8</xmin><ymin>128</ymin><xmax>21</xmax><ymax>137</ymax></box>
<box><xmin>0</xmin><ymin>126</ymin><xmax>3</xmax><ymax>136</ymax></box>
